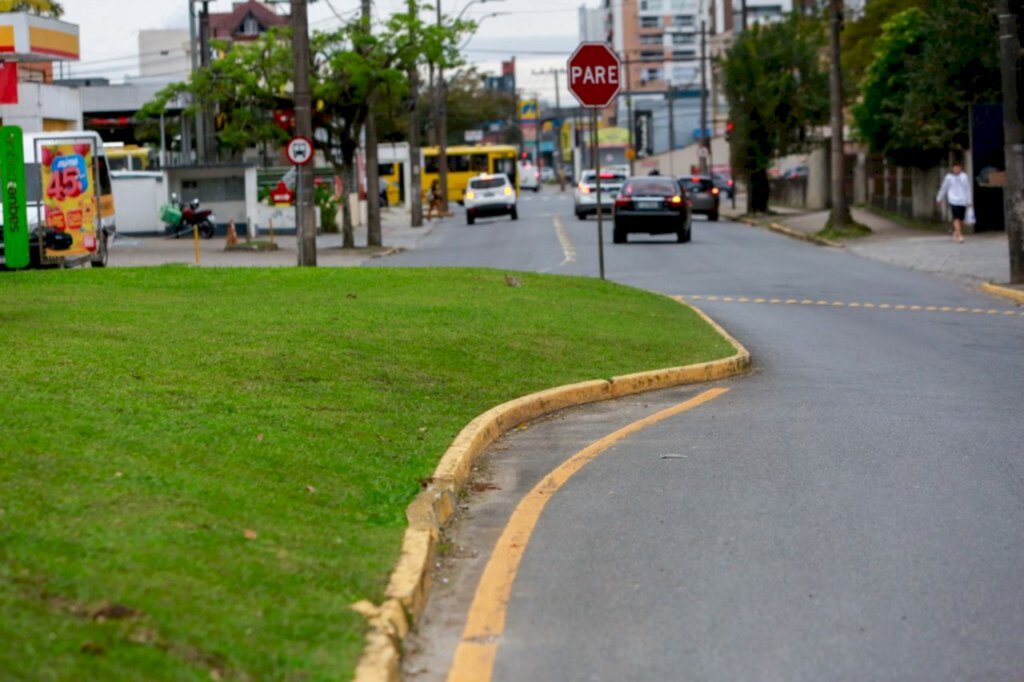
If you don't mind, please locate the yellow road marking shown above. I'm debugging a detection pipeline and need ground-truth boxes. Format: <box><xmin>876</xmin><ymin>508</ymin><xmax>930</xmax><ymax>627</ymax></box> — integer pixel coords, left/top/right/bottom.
<box><xmin>552</xmin><ymin>215</ymin><xmax>576</xmax><ymax>266</ymax></box>
<box><xmin>446</xmin><ymin>388</ymin><xmax>729</xmax><ymax>682</ymax></box>
<box><xmin>673</xmin><ymin>296</ymin><xmax>1023</xmax><ymax>318</ymax></box>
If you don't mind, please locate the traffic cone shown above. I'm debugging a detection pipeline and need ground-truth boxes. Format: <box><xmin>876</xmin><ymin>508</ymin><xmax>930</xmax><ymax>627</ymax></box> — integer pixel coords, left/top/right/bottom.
<box><xmin>225</xmin><ymin>220</ymin><xmax>239</xmax><ymax>247</ymax></box>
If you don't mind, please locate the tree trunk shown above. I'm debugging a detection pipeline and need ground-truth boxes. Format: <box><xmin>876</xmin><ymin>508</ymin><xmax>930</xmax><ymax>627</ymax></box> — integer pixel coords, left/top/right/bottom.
<box><xmin>828</xmin><ymin>0</ymin><xmax>850</xmax><ymax>229</ymax></box>
<box><xmin>749</xmin><ymin>168</ymin><xmax>770</xmax><ymax>213</ymax></box>
<box><xmin>366</xmin><ymin>108</ymin><xmax>382</xmax><ymax>247</ymax></box>
<box><xmin>998</xmin><ymin>0</ymin><xmax>1024</xmax><ymax>283</ymax></box>
<box><xmin>339</xmin><ymin>145</ymin><xmax>357</xmax><ymax>249</ymax></box>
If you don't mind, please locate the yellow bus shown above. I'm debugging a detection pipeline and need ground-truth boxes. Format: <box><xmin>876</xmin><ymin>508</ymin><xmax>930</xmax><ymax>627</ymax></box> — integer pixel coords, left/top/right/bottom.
<box><xmin>102</xmin><ymin>144</ymin><xmax>152</xmax><ymax>172</ymax></box>
<box><xmin>422</xmin><ymin>144</ymin><xmax>519</xmax><ymax>203</ymax></box>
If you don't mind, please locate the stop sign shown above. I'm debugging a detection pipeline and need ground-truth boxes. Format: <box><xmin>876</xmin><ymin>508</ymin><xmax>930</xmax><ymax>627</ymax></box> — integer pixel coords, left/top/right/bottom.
<box><xmin>567</xmin><ymin>43</ymin><xmax>622</xmax><ymax>108</ymax></box>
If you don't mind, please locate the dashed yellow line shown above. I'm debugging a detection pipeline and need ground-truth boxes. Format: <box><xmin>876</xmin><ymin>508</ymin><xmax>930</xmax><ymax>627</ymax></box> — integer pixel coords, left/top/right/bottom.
<box><xmin>675</xmin><ymin>295</ymin><xmax>1024</xmax><ymax>318</ymax></box>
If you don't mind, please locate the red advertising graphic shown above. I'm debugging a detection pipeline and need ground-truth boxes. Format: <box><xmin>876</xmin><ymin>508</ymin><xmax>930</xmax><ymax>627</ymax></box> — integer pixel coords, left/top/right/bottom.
<box><xmin>0</xmin><ymin>61</ymin><xmax>18</xmax><ymax>104</ymax></box>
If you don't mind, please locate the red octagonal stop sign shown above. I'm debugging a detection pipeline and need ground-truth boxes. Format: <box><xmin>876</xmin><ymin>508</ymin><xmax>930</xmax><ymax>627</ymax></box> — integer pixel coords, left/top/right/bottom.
<box><xmin>567</xmin><ymin>43</ymin><xmax>622</xmax><ymax>108</ymax></box>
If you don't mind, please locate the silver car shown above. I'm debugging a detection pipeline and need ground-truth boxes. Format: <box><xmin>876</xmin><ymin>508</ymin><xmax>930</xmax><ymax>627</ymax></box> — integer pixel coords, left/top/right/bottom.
<box><xmin>574</xmin><ymin>170</ymin><xmax>627</xmax><ymax>220</ymax></box>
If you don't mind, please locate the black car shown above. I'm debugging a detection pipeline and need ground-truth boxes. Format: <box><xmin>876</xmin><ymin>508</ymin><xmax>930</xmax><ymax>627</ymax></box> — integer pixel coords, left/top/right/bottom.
<box><xmin>612</xmin><ymin>176</ymin><xmax>692</xmax><ymax>244</ymax></box>
<box><xmin>679</xmin><ymin>175</ymin><xmax>721</xmax><ymax>221</ymax></box>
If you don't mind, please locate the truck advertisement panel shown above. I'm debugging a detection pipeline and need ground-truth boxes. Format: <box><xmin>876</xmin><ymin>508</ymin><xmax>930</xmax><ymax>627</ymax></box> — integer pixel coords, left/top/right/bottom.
<box><xmin>38</xmin><ymin>140</ymin><xmax>99</xmax><ymax>261</ymax></box>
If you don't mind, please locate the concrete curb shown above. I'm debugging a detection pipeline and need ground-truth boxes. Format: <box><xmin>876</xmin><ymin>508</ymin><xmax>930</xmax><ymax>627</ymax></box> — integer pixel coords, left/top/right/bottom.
<box><xmin>351</xmin><ymin>299</ymin><xmax>751</xmax><ymax>682</ymax></box>
<box><xmin>727</xmin><ymin>213</ymin><xmax>843</xmax><ymax>248</ymax></box>
<box><xmin>980</xmin><ymin>282</ymin><xmax>1024</xmax><ymax>305</ymax></box>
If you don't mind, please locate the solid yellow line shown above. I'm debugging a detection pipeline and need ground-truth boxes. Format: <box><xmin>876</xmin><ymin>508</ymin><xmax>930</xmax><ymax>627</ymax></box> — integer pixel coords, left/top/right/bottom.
<box><xmin>446</xmin><ymin>387</ymin><xmax>729</xmax><ymax>682</ymax></box>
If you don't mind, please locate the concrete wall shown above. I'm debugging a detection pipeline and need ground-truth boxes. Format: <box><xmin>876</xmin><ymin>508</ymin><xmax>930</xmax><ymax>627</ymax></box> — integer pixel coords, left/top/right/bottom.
<box><xmin>0</xmin><ymin>82</ymin><xmax>82</xmax><ymax>132</ymax></box>
<box><xmin>645</xmin><ymin>135</ymin><xmax>731</xmax><ymax>176</ymax></box>
<box><xmin>166</xmin><ymin>165</ymin><xmax>259</xmax><ymax>229</ymax></box>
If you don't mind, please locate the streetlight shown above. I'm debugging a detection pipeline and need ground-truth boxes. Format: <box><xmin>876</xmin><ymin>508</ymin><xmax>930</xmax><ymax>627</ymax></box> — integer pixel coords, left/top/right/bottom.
<box><xmin>435</xmin><ymin>0</ymin><xmax>505</xmax><ymax>213</ymax></box>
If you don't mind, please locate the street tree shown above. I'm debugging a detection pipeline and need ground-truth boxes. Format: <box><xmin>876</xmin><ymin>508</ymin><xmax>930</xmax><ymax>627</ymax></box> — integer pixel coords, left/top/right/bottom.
<box><xmin>139</xmin><ymin>29</ymin><xmax>293</xmax><ymax>162</ymax></box>
<box><xmin>721</xmin><ymin>11</ymin><xmax>830</xmax><ymax>213</ymax></box>
<box><xmin>853</xmin><ymin>1</ymin><xmax>1000</xmax><ymax>169</ymax></box>
<box><xmin>0</xmin><ymin>0</ymin><xmax>62</xmax><ymax>16</ymax></box>
<box><xmin>841</xmin><ymin>0</ymin><xmax>926</xmax><ymax>91</ymax></box>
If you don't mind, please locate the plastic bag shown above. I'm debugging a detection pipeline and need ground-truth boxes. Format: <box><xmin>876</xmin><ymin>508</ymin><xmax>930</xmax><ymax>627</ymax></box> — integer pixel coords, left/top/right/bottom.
<box><xmin>965</xmin><ymin>206</ymin><xmax>976</xmax><ymax>225</ymax></box>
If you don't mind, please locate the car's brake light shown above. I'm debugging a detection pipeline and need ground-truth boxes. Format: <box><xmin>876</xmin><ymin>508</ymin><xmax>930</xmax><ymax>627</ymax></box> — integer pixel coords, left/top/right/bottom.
<box><xmin>599</xmin><ymin>172</ymin><xmax>617</xmax><ymax>179</ymax></box>
<box><xmin>711</xmin><ymin>187</ymin><xmax>720</xmax><ymax>195</ymax></box>
<box><xmin>668</xmin><ymin>195</ymin><xmax>684</xmax><ymax>205</ymax></box>
<box><xmin>615</xmin><ymin>196</ymin><xmax>632</xmax><ymax>208</ymax></box>
<box><xmin>727</xmin><ymin>180</ymin><xmax>734</xmax><ymax>186</ymax></box>
<box><xmin>691</xmin><ymin>176</ymin><xmax>700</xmax><ymax>183</ymax></box>
<box><xmin>465</xmin><ymin>190</ymin><xmax>476</xmax><ymax>200</ymax></box>
<box><xmin>578</xmin><ymin>182</ymin><xmax>591</xmax><ymax>194</ymax></box>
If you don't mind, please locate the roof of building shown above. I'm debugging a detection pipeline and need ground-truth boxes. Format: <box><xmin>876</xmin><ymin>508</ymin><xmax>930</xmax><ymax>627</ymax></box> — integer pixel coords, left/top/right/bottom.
<box><xmin>210</xmin><ymin>1</ymin><xmax>289</xmax><ymax>41</ymax></box>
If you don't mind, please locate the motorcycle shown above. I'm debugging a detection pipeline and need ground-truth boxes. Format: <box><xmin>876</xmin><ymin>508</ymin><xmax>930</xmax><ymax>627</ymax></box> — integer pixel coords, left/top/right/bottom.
<box><xmin>160</xmin><ymin>194</ymin><xmax>216</xmax><ymax>239</ymax></box>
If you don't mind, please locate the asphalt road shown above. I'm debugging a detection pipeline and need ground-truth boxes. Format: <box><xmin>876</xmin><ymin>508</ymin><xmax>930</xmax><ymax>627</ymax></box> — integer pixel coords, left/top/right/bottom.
<box><xmin>384</xmin><ymin>190</ymin><xmax>1024</xmax><ymax>681</ymax></box>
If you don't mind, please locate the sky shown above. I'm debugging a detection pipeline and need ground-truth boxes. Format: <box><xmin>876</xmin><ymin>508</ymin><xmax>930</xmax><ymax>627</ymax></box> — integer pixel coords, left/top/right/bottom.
<box><xmin>60</xmin><ymin>0</ymin><xmax>589</xmax><ymax>105</ymax></box>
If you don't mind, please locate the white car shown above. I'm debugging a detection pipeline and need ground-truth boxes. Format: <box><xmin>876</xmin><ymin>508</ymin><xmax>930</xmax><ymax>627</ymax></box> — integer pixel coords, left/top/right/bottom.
<box><xmin>518</xmin><ymin>161</ymin><xmax>541</xmax><ymax>192</ymax></box>
<box><xmin>464</xmin><ymin>174</ymin><xmax>518</xmax><ymax>225</ymax></box>
<box><xmin>574</xmin><ymin>169</ymin><xmax>627</xmax><ymax>220</ymax></box>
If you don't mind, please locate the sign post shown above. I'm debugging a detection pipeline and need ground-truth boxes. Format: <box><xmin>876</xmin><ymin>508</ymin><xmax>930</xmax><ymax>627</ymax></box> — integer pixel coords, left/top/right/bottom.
<box><xmin>567</xmin><ymin>43</ymin><xmax>622</xmax><ymax>280</ymax></box>
<box><xmin>286</xmin><ymin>135</ymin><xmax>314</xmax><ymax>254</ymax></box>
<box><xmin>0</xmin><ymin>126</ymin><xmax>29</xmax><ymax>269</ymax></box>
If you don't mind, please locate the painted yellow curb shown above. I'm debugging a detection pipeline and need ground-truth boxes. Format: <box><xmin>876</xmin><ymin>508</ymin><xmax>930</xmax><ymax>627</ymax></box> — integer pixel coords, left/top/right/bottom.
<box><xmin>981</xmin><ymin>282</ymin><xmax>1024</xmax><ymax>305</ymax></box>
<box><xmin>351</xmin><ymin>299</ymin><xmax>751</xmax><ymax>682</ymax></box>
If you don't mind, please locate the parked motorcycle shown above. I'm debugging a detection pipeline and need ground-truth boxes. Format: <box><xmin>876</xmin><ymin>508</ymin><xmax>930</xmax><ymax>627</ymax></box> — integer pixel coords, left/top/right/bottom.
<box><xmin>160</xmin><ymin>194</ymin><xmax>216</xmax><ymax>239</ymax></box>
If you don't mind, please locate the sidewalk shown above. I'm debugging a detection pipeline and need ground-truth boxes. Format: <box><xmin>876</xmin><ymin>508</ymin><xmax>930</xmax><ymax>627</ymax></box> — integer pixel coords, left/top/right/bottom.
<box><xmin>109</xmin><ymin>208</ymin><xmax>439</xmax><ymax>268</ymax></box>
<box><xmin>722</xmin><ymin>196</ymin><xmax>1021</xmax><ymax>293</ymax></box>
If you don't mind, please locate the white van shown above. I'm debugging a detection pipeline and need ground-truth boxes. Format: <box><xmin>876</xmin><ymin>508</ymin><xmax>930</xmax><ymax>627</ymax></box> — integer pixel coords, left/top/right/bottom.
<box><xmin>1</xmin><ymin>130</ymin><xmax>116</xmax><ymax>268</ymax></box>
<box><xmin>518</xmin><ymin>159</ymin><xmax>540</xmax><ymax>192</ymax></box>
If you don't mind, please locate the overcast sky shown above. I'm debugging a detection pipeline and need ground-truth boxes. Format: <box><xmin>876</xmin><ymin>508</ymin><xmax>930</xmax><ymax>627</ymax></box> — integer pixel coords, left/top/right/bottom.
<box><xmin>61</xmin><ymin>0</ymin><xmax>589</xmax><ymax>104</ymax></box>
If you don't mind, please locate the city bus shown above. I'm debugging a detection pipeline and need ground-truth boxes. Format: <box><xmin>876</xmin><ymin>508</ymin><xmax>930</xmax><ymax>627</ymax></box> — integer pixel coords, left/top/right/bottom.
<box><xmin>422</xmin><ymin>144</ymin><xmax>519</xmax><ymax>203</ymax></box>
<box><xmin>102</xmin><ymin>143</ymin><xmax>153</xmax><ymax>172</ymax></box>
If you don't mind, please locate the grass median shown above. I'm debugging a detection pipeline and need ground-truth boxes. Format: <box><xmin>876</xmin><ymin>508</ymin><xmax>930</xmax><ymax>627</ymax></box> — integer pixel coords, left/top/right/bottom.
<box><xmin>0</xmin><ymin>267</ymin><xmax>734</xmax><ymax>681</ymax></box>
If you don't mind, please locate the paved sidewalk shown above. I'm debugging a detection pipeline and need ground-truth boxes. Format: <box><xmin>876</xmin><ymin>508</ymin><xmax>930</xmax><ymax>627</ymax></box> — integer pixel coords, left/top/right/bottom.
<box><xmin>109</xmin><ymin>208</ymin><xmax>441</xmax><ymax>268</ymax></box>
<box><xmin>722</xmin><ymin>196</ymin><xmax>1019</xmax><ymax>289</ymax></box>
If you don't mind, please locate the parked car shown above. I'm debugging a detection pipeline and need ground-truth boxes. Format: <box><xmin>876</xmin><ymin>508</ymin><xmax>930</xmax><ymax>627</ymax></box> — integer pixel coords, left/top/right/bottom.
<box><xmin>712</xmin><ymin>171</ymin><xmax>735</xmax><ymax>200</ymax></box>
<box><xmin>464</xmin><ymin>174</ymin><xmax>518</xmax><ymax>225</ymax></box>
<box><xmin>782</xmin><ymin>164</ymin><xmax>809</xmax><ymax>180</ymax></box>
<box><xmin>678</xmin><ymin>175</ymin><xmax>720</xmax><ymax>221</ymax></box>
<box><xmin>612</xmin><ymin>176</ymin><xmax>692</xmax><ymax>244</ymax></box>
<box><xmin>518</xmin><ymin>161</ymin><xmax>540</xmax><ymax>192</ymax></box>
<box><xmin>574</xmin><ymin>169</ymin><xmax>627</xmax><ymax>219</ymax></box>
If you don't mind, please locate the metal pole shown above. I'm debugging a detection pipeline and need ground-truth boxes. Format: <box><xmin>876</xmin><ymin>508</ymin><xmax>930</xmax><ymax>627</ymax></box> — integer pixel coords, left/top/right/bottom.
<box><xmin>436</xmin><ymin>1</ymin><xmax>449</xmax><ymax>213</ymax></box>
<box><xmin>828</xmin><ymin>0</ymin><xmax>848</xmax><ymax>229</ymax></box>
<box><xmin>625</xmin><ymin>60</ymin><xmax>634</xmax><ymax>176</ymax></box>
<box><xmin>199</xmin><ymin>1</ymin><xmax>214</xmax><ymax>162</ymax></box>
<box><xmin>291</xmin><ymin>0</ymin><xmax>317</xmax><ymax>266</ymax></box>
<box><xmin>700</xmin><ymin>18</ymin><xmax>709</xmax><ymax>175</ymax></box>
<box><xmin>998</xmin><ymin>0</ymin><xmax>1024</xmax><ymax>283</ymax></box>
<box><xmin>363</xmin><ymin>0</ymin><xmax>382</xmax><ymax>246</ymax></box>
<box><xmin>592</xmin><ymin>108</ymin><xmax>605</xmax><ymax>280</ymax></box>
<box><xmin>554</xmin><ymin>69</ymin><xmax>566</xmax><ymax>191</ymax></box>
<box><xmin>159</xmin><ymin>112</ymin><xmax>167</xmax><ymax>167</ymax></box>
<box><xmin>188</xmin><ymin>0</ymin><xmax>204</xmax><ymax>163</ymax></box>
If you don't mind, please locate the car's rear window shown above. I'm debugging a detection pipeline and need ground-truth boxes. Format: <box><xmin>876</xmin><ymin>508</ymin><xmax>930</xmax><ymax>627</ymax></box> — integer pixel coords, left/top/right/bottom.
<box><xmin>582</xmin><ymin>172</ymin><xmax>626</xmax><ymax>184</ymax></box>
<box><xmin>681</xmin><ymin>177</ymin><xmax>715</xmax><ymax>191</ymax></box>
<box><xmin>623</xmin><ymin>179</ymin><xmax>679</xmax><ymax>196</ymax></box>
<box><xmin>470</xmin><ymin>177</ymin><xmax>507</xmax><ymax>189</ymax></box>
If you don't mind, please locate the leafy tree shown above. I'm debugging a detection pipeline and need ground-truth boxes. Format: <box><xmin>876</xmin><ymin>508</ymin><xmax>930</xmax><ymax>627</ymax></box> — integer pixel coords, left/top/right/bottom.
<box><xmin>853</xmin><ymin>1</ymin><xmax>1001</xmax><ymax>168</ymax></box>
<box><xmin>0</xmin><ymin>0</ymin><xmax>63</xmax><ymax>17</ymax></box>
<box><xmin>841</xmin><ymin>0</ymin><xmax>926</xmax><ymax>91</ymax></box>
<box><xmin>721</xmin><ymin>11</ymin><xmax>830</xmax><ymax>212</ymax></box>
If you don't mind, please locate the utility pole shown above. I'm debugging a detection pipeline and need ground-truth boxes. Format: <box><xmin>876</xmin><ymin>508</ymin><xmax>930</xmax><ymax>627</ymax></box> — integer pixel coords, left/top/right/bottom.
<box><xmin>741</xmin><ymin>0</ymin><xmax>748</xmax><ymax>32</ymax></box>
<box><xmin>828</xmin><ymin>0</ymin><xmax>848</xmax><ymax>229</ymax></box>
<box><xmin>667</xmin><ymin>81</ymin><xmax>675</xmax><ymax>156</ymax></box>
<box><xmin>534</xmin><ymin>68</ymin><xmax>568</xmax><ymax>190</ymax></box>
<box><xmin>998</xmin><ymin>0</ymin><xmax>1024</xmax><ymax>283</ymax></box>
<box><xmin>363</xmin><ymin>0</ymin><xmax>382</xmax><ymax>246</ymax></box>
<box><xmin>407</xmin><ymin>1</ymin><xmax>423</xmax><ymax>227</ymax></box>
<box><xmin>291</xmin><ymin>0</ymin><xmax>316</xmax><ymax>266</ymax></box>
<box><xmin>625</xmin><ymin>59</ymin><xmax>635</xmax><ymax>175</ymax></box>
<box><xmin>700</xmin><ymin>17</ymin><xmax>709</xmax><ymax>175</ymax></box>
<box><xmin>435</xmin><ymin>2</ymin><xmax>449</xmax><ymax>215</ymax></box>
<box><xmin>187</xmin><ymin>1</ymin><xmax>203</xmax><ymax>163</ymax></box>
<box><xmin>199</xmin><ymin>1</ymin><xmax>216</xmax><ymax>162</ymax></box>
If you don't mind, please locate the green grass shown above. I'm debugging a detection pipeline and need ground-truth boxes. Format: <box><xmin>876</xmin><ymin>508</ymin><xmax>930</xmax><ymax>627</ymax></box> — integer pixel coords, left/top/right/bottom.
<box><xmin>0</xmin><ymin>267</ymin><xmax>733</xmax><ymax>681</ymax></box>
<box><xmin>816</xmin><ymin>218</ymin><xmax>873</xmax><ymax>241</ymax></box>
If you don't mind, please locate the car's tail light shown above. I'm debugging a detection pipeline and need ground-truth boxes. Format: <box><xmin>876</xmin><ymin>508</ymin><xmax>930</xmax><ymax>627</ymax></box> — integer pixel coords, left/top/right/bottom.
<box><xmin>465</xmin><ymin>190</ymin><xmax>476</xmax><ymax>200</ymax></box>
<box><xmin>504</xmin><ymin>186</ymin><xmax>513</xmax><ymax>196</ymax></box>
<box><xmin>578</xmin><ymin>182</ymin><xmax>591</xmax><ymax>194</ymax></box>
<box><xmin>727</xmin><ymin>180</ymin><xmax>734</xmax><ymax>186</ymax></box>
<box><xmin>711</xmin><ymin>187</ymin><xmax>720</xmax><ymax>195</ymax></box>
<box><xmin>615</xmin><ymin>196</ymin><xmax>632</xmax><ymax>208</ymax></box>
<box><xmin>667</xmin><ymin>195</ymin><xmax>684</xmax><ymax>207</ymax></box>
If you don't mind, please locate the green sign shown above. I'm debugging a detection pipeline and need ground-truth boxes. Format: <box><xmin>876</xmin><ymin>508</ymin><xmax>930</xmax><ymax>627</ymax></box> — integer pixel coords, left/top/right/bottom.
<box><xmin>1</xmin><ymin>125</ymin><xmax>30</xmax><ymax>269</ymax></box>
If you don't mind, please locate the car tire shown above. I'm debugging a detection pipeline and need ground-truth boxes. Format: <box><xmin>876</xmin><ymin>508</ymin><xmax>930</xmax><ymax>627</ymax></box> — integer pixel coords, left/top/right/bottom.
<box><xmin>613</xmin><ymin>225</ymin><xmax>626</xmax><ymax>244</ymax></box>
<box><xmin>576</xmin><ymin>210</ymin><xmax>586</xmax><ymax>221</ymax></box>
<box><xmin>467</xmin><ymin>213</ymin><xmax>475</xmax><ymax>225</ymax></box>
<box><xmin>709</xmin><ymin>211</ymin><xmax>719</xmax><ymax>222</ymax></box>
<box><xmin>90</xmin><ymin>231</ymin><xmax>109</xmax><ymax>268</ymax></box>
<box><xmin>677</xmin><ymin>228</ymin><xmax>691</xmax><ymax>243</ymax></box>
<box><xmin>510</xmin><ymin>207</ymin><xmax>518</xmax><ymax>220</ymax></box>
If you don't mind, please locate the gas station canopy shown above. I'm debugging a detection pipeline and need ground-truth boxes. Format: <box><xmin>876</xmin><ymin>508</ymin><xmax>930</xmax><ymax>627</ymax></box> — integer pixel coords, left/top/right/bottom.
<box><xmin>0</xmin><ymin>12</ymin><xmax>80</xmax><ymax>62</ymax></box>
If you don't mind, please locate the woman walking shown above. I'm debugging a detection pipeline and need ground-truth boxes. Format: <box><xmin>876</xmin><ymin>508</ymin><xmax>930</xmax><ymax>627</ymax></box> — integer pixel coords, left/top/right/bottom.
<box><xmin>935</xmin><ymin>162</ymin><xmax>972</xmax><ymax>243</ymax></box>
